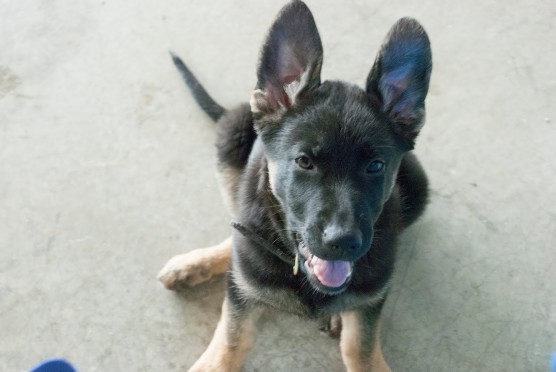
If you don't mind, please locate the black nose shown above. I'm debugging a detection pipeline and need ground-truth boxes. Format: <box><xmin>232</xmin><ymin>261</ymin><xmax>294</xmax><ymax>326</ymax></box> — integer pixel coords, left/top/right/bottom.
<box><xmin>323</xmin><ymin>226</ymin><xmax>363</xmax><ymax>255</ymax></box>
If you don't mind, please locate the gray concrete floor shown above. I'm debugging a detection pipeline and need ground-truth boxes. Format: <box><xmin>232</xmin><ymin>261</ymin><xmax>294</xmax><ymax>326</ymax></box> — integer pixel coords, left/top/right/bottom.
<box><xmin>1</xmin><ymin>1</ymin><xmax>555</xmax><ymax>371</ymax></box>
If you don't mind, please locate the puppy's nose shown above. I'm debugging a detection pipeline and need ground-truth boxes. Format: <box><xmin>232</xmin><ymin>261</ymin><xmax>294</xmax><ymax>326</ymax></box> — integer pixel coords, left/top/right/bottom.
<box><xmin>323</xmin><ymin>226</ymin><xmax>362</xmax><ymax>254</ymax></box>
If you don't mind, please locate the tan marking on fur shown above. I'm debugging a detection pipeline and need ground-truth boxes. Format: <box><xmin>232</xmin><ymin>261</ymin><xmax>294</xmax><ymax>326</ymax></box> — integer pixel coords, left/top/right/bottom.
<box><xmin>230</xmin><ymin>265</ymin><xmax>262</xmax><ymax>303</ymax></box>
<box><xmin>249</xmin><ymin>89</ymin><xmax>267</xmax><ymax>115</ymax></box>
<box><xmin>216</xmin><ymin>167</ymin><xmax>240</xmax><ymax>218</ymax></box>
<box><xmin>189</xmin><ymin>297</ymin><xmax>260</xmax><ymax>372</ymax></box>
<box><xmin>231</xmin><ymin>265</ymin><xmax>308</xmax><ymax>316</ymax></box>
<box><xmin>250</xmin><ymin>89</ymin><xmax>286</xmax><ymax>120</ymax></box>
<box><xmin>267</xmin><ymin>160</ymin><xmax>279</xmax><ymax>197</ymax></box>
<box><xmin>157</xmin><ymin>237</ymin><xmax>232</xmax><ymax>290</ymax></box>
<box><xmin>340</xmin><ymin>312</ymin><xmax>391</xmax><ymax>372</ymax></box>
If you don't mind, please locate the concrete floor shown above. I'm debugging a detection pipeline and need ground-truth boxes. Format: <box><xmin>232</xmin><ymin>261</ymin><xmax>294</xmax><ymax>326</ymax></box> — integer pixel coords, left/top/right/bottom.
<box><xmin>1</xmin><ymin>1</ymin><xmax>555</xmax><ymax>371</ymax></box>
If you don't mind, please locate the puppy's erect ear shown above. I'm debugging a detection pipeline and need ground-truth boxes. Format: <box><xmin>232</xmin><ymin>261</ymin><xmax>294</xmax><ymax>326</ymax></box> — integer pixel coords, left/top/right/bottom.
<box><xmin>251</xmin><ymin>1</ymin><xmax>323</xmax><ymax>116</ymax></box>
<box><xmin>366</xmin><ymin>18</ymin><xmax>432</xmax><ymax>147</ymax></box>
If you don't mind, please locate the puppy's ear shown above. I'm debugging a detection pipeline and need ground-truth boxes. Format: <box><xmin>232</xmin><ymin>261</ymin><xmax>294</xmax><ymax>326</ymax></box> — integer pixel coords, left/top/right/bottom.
<box><xmin>251</xmin><ymin>1</ymin><xmax>323</xmax><ymax>116</ymax></box>
<box><xmin>366</xmin><ymin>18</ymin><xmax>432</xmax><ymax>147</ymax></box>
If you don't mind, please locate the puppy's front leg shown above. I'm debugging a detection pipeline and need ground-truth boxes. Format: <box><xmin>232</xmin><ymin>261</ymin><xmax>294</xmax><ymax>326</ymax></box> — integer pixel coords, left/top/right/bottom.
<box><xmin>189</xmin><ymin>294</ymin><xmax>260</xmax><ymax>372</ymax></box>
<box><xmin>340</xmin><ymin>307</ymin><xmax>391</xmax><ymax>372</ymax></box>
<box><xmin>158</xmin><ymin>237</ymin><xmax>232</xmax><ymax>290</ymax></box>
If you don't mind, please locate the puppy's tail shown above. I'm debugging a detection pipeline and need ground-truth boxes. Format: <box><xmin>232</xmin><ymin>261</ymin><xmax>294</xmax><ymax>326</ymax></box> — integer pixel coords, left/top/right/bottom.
<box><xmin>170</xmin><ymin>51</ymin><xmax>225</xmax><ymax>122</ymax></box>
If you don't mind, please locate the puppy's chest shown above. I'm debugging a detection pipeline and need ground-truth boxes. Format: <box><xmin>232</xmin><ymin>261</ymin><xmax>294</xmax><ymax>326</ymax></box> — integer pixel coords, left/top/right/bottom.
<box><xmin>265</xmin><ymin>284</ymin><xmax>387</xmax><ymax>318</ymax></box>
<box><xmin>234</xmin><ymin>268</ymin><xmax>385</xmax><ymax>317</ymax></box>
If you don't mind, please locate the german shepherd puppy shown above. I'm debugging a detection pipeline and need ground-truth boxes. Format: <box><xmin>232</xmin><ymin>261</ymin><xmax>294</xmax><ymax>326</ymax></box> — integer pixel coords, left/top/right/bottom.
<box><xmin>158</xmin><ymin>1</ymin><xmax>431</xmax><ymax>371</ymax></box>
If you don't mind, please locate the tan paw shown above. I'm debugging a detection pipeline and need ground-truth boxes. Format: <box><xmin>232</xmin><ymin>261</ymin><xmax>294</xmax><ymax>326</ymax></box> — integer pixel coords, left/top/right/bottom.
<box><xmin>157</xmin><ymin>252</ymin><xmax>208</xmax><ymax>290</ymax></box>
<box><xmin>158</xmin><ymin>239</ymin><xmax>232</xmax><ymax>290</ymax></box>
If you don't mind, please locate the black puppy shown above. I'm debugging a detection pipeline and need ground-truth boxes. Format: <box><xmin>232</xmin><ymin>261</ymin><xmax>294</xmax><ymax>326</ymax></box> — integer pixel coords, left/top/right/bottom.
<box><xmin>159</xmin><ymin>1</ymin><xmax>431</xmax><ymax>371</ymax></box>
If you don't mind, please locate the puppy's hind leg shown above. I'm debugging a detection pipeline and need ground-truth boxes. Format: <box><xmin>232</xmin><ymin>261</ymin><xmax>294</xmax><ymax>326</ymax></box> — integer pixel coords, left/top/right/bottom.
<box><xmin>158</xmin><ymin>237</ymin><xmax>232</xmax><ymax>290</ymax></box>
<box><xmin>397</xmin><ymin>152</ymin><xmax>429</xmax><ymax>228</ymax></box>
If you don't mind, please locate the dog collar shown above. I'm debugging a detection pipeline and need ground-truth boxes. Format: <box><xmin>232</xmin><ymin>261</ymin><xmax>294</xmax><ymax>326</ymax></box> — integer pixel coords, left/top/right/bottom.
<box><xmin>231</xmin><ymin>221</ymin><xmax>299</xmax><ymax>275</ymax></box>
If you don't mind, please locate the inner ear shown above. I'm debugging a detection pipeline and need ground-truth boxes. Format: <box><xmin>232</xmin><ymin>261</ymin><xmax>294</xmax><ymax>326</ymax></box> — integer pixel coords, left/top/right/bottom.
<box><xmin>263</xmin><ymin>51</ymin><xmax>311</xmax><ymax>111</ymax></box>
<box><xmin>379</xmin><ymin>65</ymin><xmax>415</xmax><ymax>114</ymax></box>
<box><xmin>366</xmin><ymin>18</ymin><xmax>432</xmax><ymax>145</ymax></box>
<box><xmin>253</xmin><ymin>1</ymin><xmax>323</xmax><ymax>114</ymax></box>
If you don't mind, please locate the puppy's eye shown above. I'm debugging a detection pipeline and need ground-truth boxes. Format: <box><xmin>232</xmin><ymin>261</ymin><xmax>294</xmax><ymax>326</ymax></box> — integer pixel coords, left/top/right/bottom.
<box><xmin>367</xmin><ymin>160</ymin><xmax>384</xmax><ymax>173</ymax></box>
<box><xmin>295</xmin><ymin>155</ymin><xmax>313</xmax><ymax>170</ymax></box>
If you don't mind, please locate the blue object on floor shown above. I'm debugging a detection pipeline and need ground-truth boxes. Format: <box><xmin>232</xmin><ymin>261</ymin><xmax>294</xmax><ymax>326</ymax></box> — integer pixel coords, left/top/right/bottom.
<box><xmin>551</xmin><ymin>353</ymin><xmax>556</xmax><ymax>372</ymax></box>
<box><xmin>31</xmin><ymin>359</ymin><xmax>76</xmax><ymax>372</ymax></box>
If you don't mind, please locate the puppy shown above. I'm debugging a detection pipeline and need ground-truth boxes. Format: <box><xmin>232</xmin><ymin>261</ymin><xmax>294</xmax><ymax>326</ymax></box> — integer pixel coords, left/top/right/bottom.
<box><xmin>159</xmin><ymin>1</ymin><xmax>432</xmax><ymax>371</ymax></box>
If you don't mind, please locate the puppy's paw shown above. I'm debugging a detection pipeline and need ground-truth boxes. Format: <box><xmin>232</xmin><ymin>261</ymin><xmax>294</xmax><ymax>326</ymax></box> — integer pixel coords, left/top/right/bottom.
<box><xmin>158</xmin><ymin>239</ymin><xmax>232</xmax><ymax>290</ymax></box>
<box><xmin>187</xmin><ymin>361</ymin><xmax>228</xmax><ymax>372</ymax></box>
<box><xmin>318</xmin><ymin>314</ymin><xmax>342</xmax><ymax>339</ymax></box>
<box><xmin>157</xmin><ymin>250</ymin><xmax>216</xmax><ymax>290</ymax></box>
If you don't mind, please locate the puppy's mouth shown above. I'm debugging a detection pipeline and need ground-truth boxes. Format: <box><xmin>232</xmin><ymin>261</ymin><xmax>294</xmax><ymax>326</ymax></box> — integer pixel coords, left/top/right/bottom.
<box><xmin>295</xmin><ymin>233</ymin><xmax>353</xmax><ymax>294</ymax></box>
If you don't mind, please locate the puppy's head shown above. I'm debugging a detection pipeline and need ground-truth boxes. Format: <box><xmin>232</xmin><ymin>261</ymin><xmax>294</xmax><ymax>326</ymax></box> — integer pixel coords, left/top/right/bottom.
<box><xmin>251</xmin><ymin>1</ymin><xmax>432</xmax><ymax>294</ymax></box>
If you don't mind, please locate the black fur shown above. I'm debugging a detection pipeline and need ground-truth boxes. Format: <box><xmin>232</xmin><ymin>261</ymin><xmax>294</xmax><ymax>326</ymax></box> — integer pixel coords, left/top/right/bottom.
<box><xmin>170</xmin><ymin>51</ymin><xmax>225</xmax><ymax>122</ymax></box>
<box><xmin>215</xmin><ymin>104</ymin><xmax>256</xmax><ymax>171</ymax></box>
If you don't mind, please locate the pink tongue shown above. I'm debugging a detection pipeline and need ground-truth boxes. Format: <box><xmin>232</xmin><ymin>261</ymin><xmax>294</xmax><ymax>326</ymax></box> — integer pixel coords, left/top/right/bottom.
<box><xmin>311</xmin><ymin>257</ymin><xmax>351</xmax><ymax>288</ymax></box>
